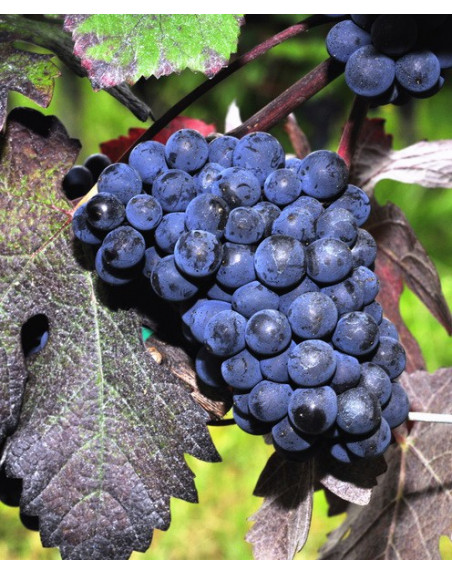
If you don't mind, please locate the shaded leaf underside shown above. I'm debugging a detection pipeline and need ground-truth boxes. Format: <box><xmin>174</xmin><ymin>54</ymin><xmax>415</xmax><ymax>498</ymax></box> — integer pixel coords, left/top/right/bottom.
<box><xmin>0</xmin><ymin>108</ymin><xmax>219</xmax><ymax>559</ymax></box>
<box><xmin>64</xmin><ymin>14</ymin><xmax>244</xmax><ymax>90</ymax></box>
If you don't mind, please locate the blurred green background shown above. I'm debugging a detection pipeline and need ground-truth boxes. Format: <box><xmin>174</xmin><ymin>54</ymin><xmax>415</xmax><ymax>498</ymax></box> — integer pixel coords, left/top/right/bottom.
<box><xmin>2</xmin><ymin>14</ymin><xmax>452</xmax><ymax>560</ymax></box>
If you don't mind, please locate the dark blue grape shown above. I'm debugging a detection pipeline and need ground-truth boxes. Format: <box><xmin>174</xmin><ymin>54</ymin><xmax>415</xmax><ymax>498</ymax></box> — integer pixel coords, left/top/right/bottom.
<box><xmin>351</xmin><ymin>15</ymin><xmax>377</xmax><ymax>31</ymax></box>
<box><xmin>285</xmin><ymin>157</ymin><xmax>305</xmax><ymax>176</ymax></box>
<box><xmin>321</xmin><ymin>278</ymin><xmax>364</xmax><ymax>315</ymax></box>
<box><xmin>249</xmin><ymin>381</ymin><xmax>292</xmax><ymax>423</ymax></box>
<box><xmin>86</xmin><ymin>193</ymin><xmax>125</xmax><ymax>231</ymax></box>
<box><xmin>316</xmin><ymin>207</ymin><xmax>358</xmax><ymax>246</ymax></box>
<box><xmin>154</xmin><ymin>212</ymin><xmax>186</xmax><ymax>253</ymax></box>
<box><xmin>187</xmin><ymin>299</ymin><xmax>231</xmax><ymax>342</ymax></box>
<box><xmin>290</xmin><ymin>196</ymin><xmax>324</xmax><ymax>220</ymax></box>
<box><xmin>351</xmin><ymin>229</ymin><xmax>377</xmax><ymax>268</ymax></box>
<box><xmin>329</xmin><ymin>442</ymin><xmax>355</xmax><ymax>464</ymax></box>
<box><xmin>128</xmin><ymin>141</ymin><xmax>167</xmax><ymax>184</ymax></box>
<box><xmin>83</xmin><ymin>154</ymin><xmax>111</xmax><ymax>182</ymax></box>
<box><xmin>288</xmin><ymin>340</ymin><xmax>337</xmax><ymax>387</ymax></box>
<box><xmin>254</xmin><ymin>235</ymin><xmax>305</xmax><ymax>289</ymax></box>
<box><xmin>97</xmin><ymin>163</ymin><xmax>142</xmax><ymax>205</ymax></box>
<box><xmin>351</xmin><ymin>266</ymin><xmax>380</xmax><ymax>305</ymax></box>
<box><xmin>370</xmin><ymin>336</ymin><xmax>406</xmax><ymax>379</ymax></box>
<box><xmin>204</xmin><ymin>310</ymin><xmax>246</xmax><ymax>357</ymax></box>
<box><xmin>174</xmin><ymin>230</ymin><xmax>223</xmax><ymax>278</ymax></box>
<box><xmin>165</xmin><ymin>129</ymin><xmax>209</xmax><ymax>172</ymax></box>
<box><xmin>216</xmin><ymin>243</ymin><xmax>256</xmax><ymax>289</ymax></box>
<box><xmin>271</xmin><ymin>206</ymin><xmax>316</xmax><ymax>244</ymax></box>
<box><xmin>101</xmin><ymin>226</ymin><xmax>145</xmax><ymax>269</ymax></box>
<box><xmin>233</xmin><ymin>408</ymin><xmax>272</xmax><ymax>435</ymax></box>
<box><xmin>298</xmin><ymin>150</ymin><xmax>348</xmax><ymax>200</ymax></box>
<box><xmin>363</xmin><ymin>301</ymin><xmax>383</xmax><ymax>324</ymax></box>
<box><xmin>359</xmin><ymin>362</ymin><xmax>392</xmax><ymax>406</ymax></box>
<box><xmin>142</xmin><ymin>246</ymin><xmax>162</xmax><ymax>279</ymax></box>
<box><xmin>306</xmin><ymin>239</ymin><xmax>353</xmax><ymax>284</ymax></box>
<box><xmin>232</xmin><ymin>392</ymin><xmax>251</xmax><ymax>416</ymax></box>
<box><xmin>332</xmin><ymin>311</ymin><xmax>380</xmax><ymax>357</ymax></box>
<box><xmin>371</xmin><ymin>15</ymin><xmax>418</xmax><ymax>57</ymax></box>
<box><xmin>63</xmin><ymin>165</ymin><xmax>93</xmax><ymax>200</ymax></box>
<box><xmin>382</xmin><ymin>382</ymin><xmax>410</xmax><ymax>428</ymax></box>
<box><xmin>346</xmin><ymin>417</ymin><xmax>392</xmax><ymax>458</ymax></box>
<box><xmin>150</xmin><ymin>255</ymin><xmax>198</xmax><ymax>302</ymax></box>
<box><xmin>208</xmin><ymin>136</ymin><xmax>238</xmax><ymax>167</ymax></box>
<box><xmin>224</xmin><ymin>207</ymin><xmax>265</xmax><ymax>244</ymax></box>
<box><xmin>272</xmin><ymin>416</ymin><xmax>316</xmax><ymax>454</ymax></box>
<box><xmin>260</xmin><ymin>341</ymin><xmax>296</xmax><ymax>383</ymax></box>
<box><xmin>185</xmin><ymin>194</ymin><xmax>230</xmax><ymax>239</ymax></box>
<box><xmin>211</xmin><ymin>167</ymin><xmax>261</xmax><ymax>208</ymax></box>
<box><xmin>194</xmin><ymin>162</ymin><xmax>223</xmax><ymax>193</ymax></box>
<box><xmin>233</xmin><ymin>131</ymin><xmax>285</xmax><ymax>185</ymax></box>
<box><xmin>330</xmin><ymin>351</ymin><xmax>361</xmax><ymax>394</ymax></box>
<box><xmin>288</xmin><ymin>292</ymin><xmax>338</xmax><ymax>339</ymax></box>
<box><xmin>263</xmin><ymin>168</ymin><xmax>303</xmax><ymax>206</ymax></box>
<box><xmin>195</xmin><ymin>347</ymin><xmax>225</xmax><ymax>389</ymax></box>
<box><xmin>326</xmin><ymin>20</ymin><xmax>371</xmax><ymax>63</ymax></box>
<box><xmin>379</xmin><ymin>318</ymin><xmax>399</xmax><ymax>341</ymax></box>
<box><xmin>396</xmin><ymin>51</ymin><xmax>441</xmax><ymax>95</ymax></box>
<box><xmin>206</xmin><ymin>282</ymin><xmax>233</xmax><ymax>303</ymax></box>
<box><xmin>221</xmin><ymin>349</ymin><xmax>262</xmax><ymax>390</ymax></box>
<box><xmin>95</xmin><ymin>247</ymin><xmax>136</xmax><ymax>286</ymax></box>
<box><xmin>231</xmin><ymin>281</ymin><xmax>279</xmax><ymax>318</ymax></box>
<box><xmin>345</xmin><ymin>45</ymin><xmax>396</xmax><ymax>98</ymax></box>
<box><xmin>245</xmin><ymin>309</ymin><xmax>292</xmax><ymax>356</ymax></box>
<box><xmin>253</xmin><ymin>201</ymin><xmax>282</xmax><ymax>236</ymax></box>
<box><xmin>125</xmin><ymin>194</ymin><xmax>162</xmax><ymax>231</ymax></box>
<box><xmin>336</xmin><ymin>386</ymin><xmax>381</xmax><ymax>435</ymax></box>
<box><xmin>288</xmin><ymin>386</ymin><xmax>338</xmax><ymax>435</ymax></box>
<box><xmin>278</xmin><ymin>277</ymin><xmax>319</xmax><ymax>316</ymax></box>
<box><xmin>329</xmin><ymin>185</ymin><xmax>371</xmax><ymax>226</ymax></box>
<box><xmin>72</xmin><ymin>204</ymin><xmax>104</xmax><ymax>246</ymax></box>
<box><xmin>152</xmin><ymin>170</ymin><xmax>197</xmax><ymax>213</ymax></box>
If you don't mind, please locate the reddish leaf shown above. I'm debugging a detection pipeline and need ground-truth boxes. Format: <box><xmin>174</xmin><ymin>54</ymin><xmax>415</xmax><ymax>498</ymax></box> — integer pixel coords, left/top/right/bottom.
<box><xmin>100</xmin><ymin>128</ymin><xmax>146</xmax><ymax>162</ymax></box>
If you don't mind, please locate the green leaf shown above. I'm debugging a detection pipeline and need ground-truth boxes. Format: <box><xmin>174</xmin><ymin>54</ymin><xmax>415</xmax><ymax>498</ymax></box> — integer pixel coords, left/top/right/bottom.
<box><xmin>64</xmin><ymin>14</ymin><xmax>244</xmax><ymax>90</ymax></box>
<box><xmin>0</xmin><ymin>43</ymin><xmax>60</xmax><ymax>131</ymax></box>
<box><xmin>0</xmin><ymin>108</ymin><xmax>219</xmax><ymax>559</ymax></box>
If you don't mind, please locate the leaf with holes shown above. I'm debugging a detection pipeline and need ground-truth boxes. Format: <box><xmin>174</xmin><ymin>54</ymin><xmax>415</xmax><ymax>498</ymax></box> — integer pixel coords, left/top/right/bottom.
<box><xmin>0</xmin><ymin>108</ymin><xmax>219</xmax><ymax>559</ymax></box>
<box><xmin>0</xmin><ymin>43</ymin><xmax>60</xmax><ymax>132</ymax></box>
<box><xmin>320</xmin><ymin>369</ymin><xmax>452</xmax><ymax>560</ymax></box>
<box><xmin>64</xmin><ymin>15</ymin><xmax>244</xmax><ymax>90</ymax></box>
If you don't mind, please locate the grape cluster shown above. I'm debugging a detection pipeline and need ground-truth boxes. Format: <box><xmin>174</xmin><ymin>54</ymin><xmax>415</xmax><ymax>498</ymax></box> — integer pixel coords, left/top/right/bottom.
<box><xmin>326</xmin><ymin>15</ymin><xmax>452</xmax><ymax>104</ymax></box>
<box><xmin>71</xmin><ymin>128</ymin><xmax>409</xmax><ymax>464</ymax></box>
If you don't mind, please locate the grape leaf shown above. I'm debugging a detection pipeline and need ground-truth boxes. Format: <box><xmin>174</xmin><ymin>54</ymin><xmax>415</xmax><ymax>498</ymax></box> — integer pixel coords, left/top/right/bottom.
<box><xmin>246</xmin><ymin>453</ymin><xmax>314</xmax><ymax>560</ymax></box>
<box><xmin>64</xmin><ymin>15</ymin><xmax>244</xmax><ymax>90</ymax></box>
<box><xmin>0</xmin><ymin>43</ymin><xmax>60</xmax><ymax>131</ymax></box>
<box><xmin>320</xmin><ymin>369</ymin><xmax>452</xmax><ymax>560</ymax></box>
<box><xmin>0</xmin><ymin>108</ymin><xmax>219</xmax><ymax>559</ymax></box>
<box><xmin>351</xmin><ymin>118</ymin><xmax>452</xmax><ymax>192</ymax></box>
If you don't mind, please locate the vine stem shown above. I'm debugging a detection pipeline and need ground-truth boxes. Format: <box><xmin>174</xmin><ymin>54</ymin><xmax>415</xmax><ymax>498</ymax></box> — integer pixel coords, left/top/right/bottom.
<box><xmin>227</xmin><ymin>58</ymin><xmax>343</xmax><ymax>138</ymax></box>
<box><xmin>337</xmin><ymin>96</ymin><xmax>369</xmax><ymax>168</ymax></box>
<box><xmin>408</xmin><ymin>412</ymin><xmax>452</xmax><ymax>424</ymax></box>
<box><xmin>119</xmin><ymin>14</ymin><xmax>329</xmax><ymax>160</ymax></box>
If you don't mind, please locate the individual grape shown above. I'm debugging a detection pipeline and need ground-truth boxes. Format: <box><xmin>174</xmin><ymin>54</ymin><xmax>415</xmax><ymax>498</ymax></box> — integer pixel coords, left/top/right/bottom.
<box><xmin>359</xmin><ymin>362</ymin><xmax>392</xmax><ymax>406</ymax></box>
<box><xmin>216</xmin><ymin>243</ymin><xmax>256</xmax><ymax>289</ymax></box>
<box><xmin>350</xmin><ymin>15</ymin><xmax>377</xmax><ymax>30</ymax></box>
<box><xmin>329</xmin><ymin>441</ymin><xmax>355</xmax><ymax>464</ymax></box>
<box><xmin>208</xmin><ymin>135</ymin><xmax>238</xmax><ymax>167</ymax></box>
<box><xmin>83</xmin><ymin>153</ymin><xmax>112</xmax><ymax>181</ymax></box>
<box><xmin>97</xmin><ymin>163</ymin><xmax>142</xmax><ymax>205</ymax></box>
<box><xmin>231</xmin><ymin>280</ymin><xmax>279</xmax><ymax>319</ymax></box>
<box><xmin>165</xmin><ymin>129</ymin><xmax>209</xmax><ymax>172</ymax></box>
<box><xmin>298</xmin><ymin>150</ymin><xmax>349</xmax><ymax>200</ymax></box>
<box><xmin>232</xmin><ymin>392</ymin><xmax>251</xmax><ymax>416</ymax></box>
<box><xmin>288</xmin><ymin>386</ymin><xmax>338</xmax><ymax>435</ymax></box>
<box><xmin>316</xmin><ymin>207</ymin><xmax>358</xmax><ymax>246</ymax></box>
<box><xmin>336</xmin><ymin>386</ymin><xmax>381</xmax><ymax>435</ymax></box>
<box><xmin>174</xmin><ymin>230</ymin><xmax>223</xmax><ymax>278</ymax></box>
<box><xmin>363</xmin><ymin>301</ymin><xmax>383</xmax><ymax>325</ymax></box>
<box><xmin>221</xmin><ymin>349</ymin><xmax>262</xmax><ymax>390</ymax></box>
<box><xmin>125</xmin><ymin>194</ymin><xmax>163</xmax><ymax>231</ymax></box>
<box><xmin>195</xmin><ymin>347</ymin><xmax>225</xmax><ymax>389</ymax></box>
<box><xmin>330</xmin><ymin>351</ymin><xmax>361</xmax><ymax>394</ymax></box>
<box><xmin>232</xmin><ymin>131</ymin><xmax>285</xmax><ymax>185</ymax></box>
<box><xmin>253</xmin><ymin>201</ymin><xmax>282</xmax><ymax>236</ymax></box>
<box><xmin>290</xmin><ymin>196</ymin><xmax>324</xmax><ymax>220</ymax></box>
<box><xmin>351</xmin><ymin>229</ymin><xmax>377</xmax><ymax>268</ymax></box>
<box><xmin>152</xmin><ymin>170</ymin><xmax>197</xmax><ymax>213</ymax></box>
<box><xmin>233</xmin><ymin>407</ymin><xmax>272</xmax><ymax>435</ymax></box>
<box><xmin>288</xmin><ymin>340</ymin><xmax>337</xmax><ymax>387</ymax></box>
<box><xmin>187</xmin><ymin>299</ymin><xmax>231</xmax><ymax>342</ymax></box>
<box><xmin>346</xmin><ymin>417</ymin><xmax>392</xmax><ymax>458</ymax></box>
<box><xmin>321</xmin><ymin>278</ymin><xmax>364</xmax><ymax>315</ymax></box>
<box><xmin>203</xmin><ymin>310</ymin><xmax>247</xmax><ymax>357</ymax></box>
<box><xmin>370</xmin><ymin>336</ymin><xmax>406</xmax><ymax>379</ymax></box>
<box><xmin>371</xmin><ymin>15</ymin><xmax>418</xmax><ymax>57</ymax></box>
<box><xmin>288</xmin><ymin>291</ymin><xmax>338</xmax><ymax>339</ymax></box>
<box><xmin>382</xmin><ymin>382</ymin><xmax>410</xmax><ymax>428</ymax></box>
<box><xmin>86</xmin><ymin>193</ymin><xmax>126</xmax><ymax>231</ymax></box>
<box><xmin>306</xmin><ymin>239</ymin><xmax>353</xmax><ymax>284</ymax></box>
<box><xmin>150</xmin><ymin>255</ymin><xmax>198</xmax><ymax>302</ymax></box>
<box><xmin>206</xmin><ymin>282</ymin><xmax>233</xmax><ymax>303</ymax></box>
<box><xmin>345</xmin><ymin>45</ymin><xmax>396</xmax><ymax>98</ymax></box>
<box><xmin>245</xmin><ymin>309</ymin><xmax>292</xmax><ymax>356</ymax></box>
<box><xmin>332</xmin><ymin>311</ymin><xmax>380</xmax><ymax>357</ymax></box>
<box><xmin>278</xmin><ymin>276</ymin><xmax>320</xmax><ymax>316</ymax></box>
<box><xmin>379</xmin><ymin>318</ymin><xmax>399</xmax><ymax>341</ymax></box>
<box><xmin>351</xmin><ymin>266</ymin><xmax>380</xmax><ymax>305</ymax></box>
<box><xmin>211</xmin><ymin>167</ymin><xmax>261</xmax><ymax>208</ymax></box>
<box><xmin>72</xmin><ymin>204</ymin><xmax>104</xmax><ymax>246</ymax></box>
<box><xmin>185</xmin><ymin>194</ymin><xmax>230</xmax><ymax>238</ymax></box>
<box><xmin>154</xmin><ymin>212</ymin><xmax>186</xmax><ymax>253</ymax></box>
<box><xmin>249</xmin><ymin>381</ymin><xmax>292</xmax><ymax>423</ymax></box>
<box><xmin>263</xmin><ymin>168</ymin><xmax>303</xmax><ymax>206</ymax></box>
<box><xmin>328</xmin><ymin>184</ymin><xmax>371</xmax><ymax>226</ymax></box>
<box><xmin>260</xmin><ymin>341</ymin><xmax>296</xmax><ymax>383</ymax></box>
<box><xmin>194</xmin><ymin>162</ymin><xmax>223</xmax><ymax>193</ymax></box>
<box><xmin>142</xmin><ymin>246</ymin><xmax>162</xmax><ymax>279</ymax></box>
<box><xmin>62</xmin><ymin>165</ymin><xmax>94</xmax><ymax>200</ymax></box>
<box><xmin>272</xmin><ymin>416</ymin><xmax>316</xmax><ymax>456</ymax></box>
<box><xmin>101</xmin><ymin>226</ymin><xmax>145</xmax><ymax>270</ymax></box>
<box><xmin>128</xmin><ymin>141</ymin><xmax>167</xmax><ymax>184</ymax></box>
<box><xmin>285</xmin><ymin>157</ymin><xmax>305</xmax><ymax>176</ymax></box>
<box><xmin>95</xmin><ymin>247</ymin><xmax>137</xmax><ymax>286</ymax></box>
<box><xmin>326</xmin><ymin>20</ymin><xmax>371</xmax><ymax>63</ymax></box>
<box><xmin>254</xmin><ymin>235</ymin><xmax>305</xmax><ymax>289</ymax></box>
<box><xmin>224</xmin><ymin>207</ymin><xmax>265</xmax><ymax>244</ymax></box>
<box><xmin>271</xmin><ymin>206</ymin><xmax>316</xmax><ymax>244</ymax></box>
<box><xmin>395</xmin><ymin>51</ymin><xmax>441</xmax><ymax>95</ymax></box>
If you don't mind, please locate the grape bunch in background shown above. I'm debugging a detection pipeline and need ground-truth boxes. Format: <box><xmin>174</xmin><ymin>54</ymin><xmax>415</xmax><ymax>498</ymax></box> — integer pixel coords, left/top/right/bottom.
<box><xmin>71</xmin><ymin>128</ymin><xmax>409</xmax><ymax>465</ymax></box>
<box><xmin>326</xmin><ymin>15</ymin><xmax>452</xmax><ymax>104</ymax></box>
